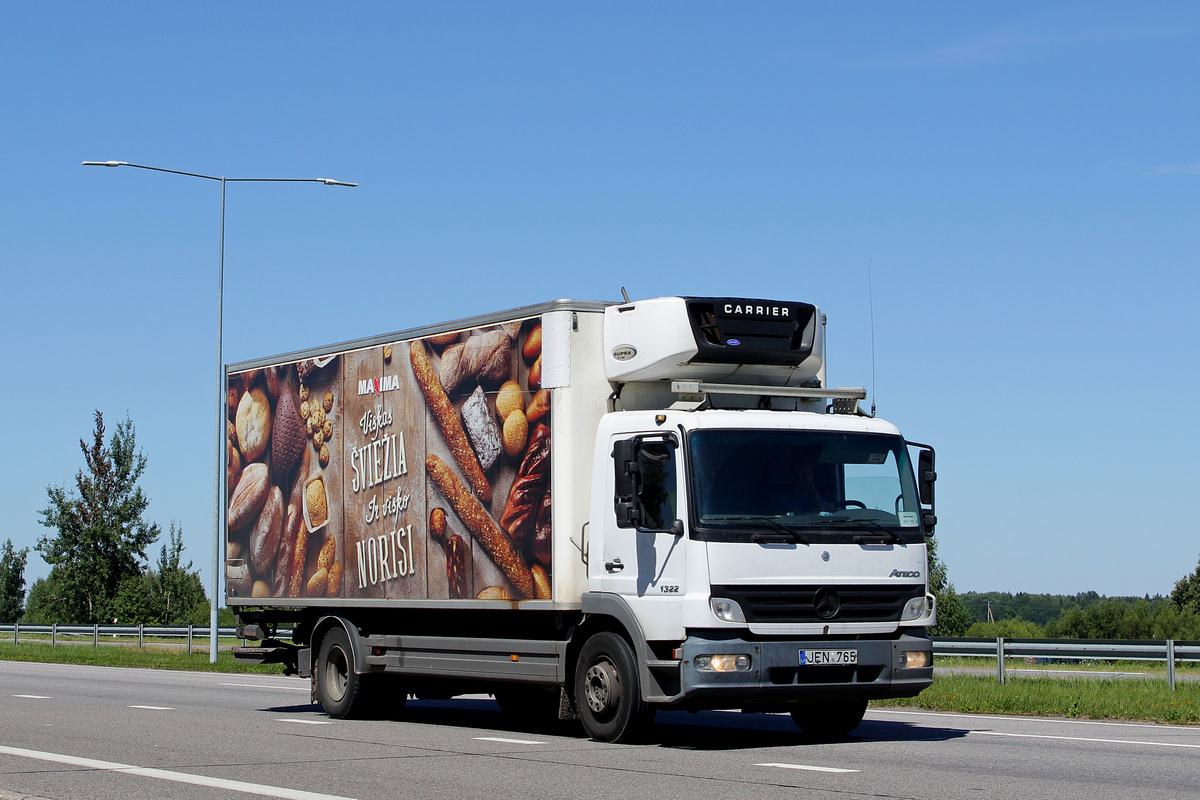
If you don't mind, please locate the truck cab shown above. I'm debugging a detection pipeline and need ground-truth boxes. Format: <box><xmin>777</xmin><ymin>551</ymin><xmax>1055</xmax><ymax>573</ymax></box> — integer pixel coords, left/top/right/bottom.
<box><xmin>572</xmin><ymin>297</ymin><xmax>936</xmax><ymax>739</ymax></box>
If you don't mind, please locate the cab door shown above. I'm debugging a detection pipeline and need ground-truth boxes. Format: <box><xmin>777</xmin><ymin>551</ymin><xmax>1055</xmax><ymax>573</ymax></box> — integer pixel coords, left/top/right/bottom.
<box><xmin>597</xmin><ymin>432</ymin><xmax>688</xmax><ymax>598</ymax></box>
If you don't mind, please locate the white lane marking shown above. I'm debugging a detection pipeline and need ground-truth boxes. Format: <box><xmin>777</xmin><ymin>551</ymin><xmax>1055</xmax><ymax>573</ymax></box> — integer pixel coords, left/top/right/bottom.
<box><xmin>472</xmin><ymin>737</ymin><xmax>546</xmax><ymax>745</ymax></box>
<box><xmin>13</xmin><ymin>695</ymin><xmax>51</xmax><ymax>699</ymax></box>
<box><xmin>221</xmin><ymin>682</ymin><xmax>310</xmax><ymax>691</ymax></box>
<box><xmin>0</xmin><ymin>744</ymin><xmax>356</xmax><ymax>800</ymax></box>
<box><xmin>128</xmin><ymin>705</ymin><xmax>174</xmax><ymax>711</ymax></box>
<box><xmin>278</xmin><ymin>719</ymin><xmax>333</xmax><ymax>725</ymax></box>
<box><xmin>970</xmin><ymin>731</ymin><xmax>1200</xmax><ymax>750</ymax></box>
<box><xmin>870</xmin><ymin>709</ymin><xmax>1200</xmax><ymax>732</ymax></box>
<box><xmin>757</xmin><ymin>762</ymin><xmax>859</xmax><ymax>774</ymax></box>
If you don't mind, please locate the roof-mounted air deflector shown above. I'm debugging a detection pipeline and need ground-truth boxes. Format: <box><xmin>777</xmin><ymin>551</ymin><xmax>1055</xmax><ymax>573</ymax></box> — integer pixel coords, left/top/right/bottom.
<box><xmin>604</xmin><ymin>296</ymin><xmax>825</xmax><ymax>385</ymax></box>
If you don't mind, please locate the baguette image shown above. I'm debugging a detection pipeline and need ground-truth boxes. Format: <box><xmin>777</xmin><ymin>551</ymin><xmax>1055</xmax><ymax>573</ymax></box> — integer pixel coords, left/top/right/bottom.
<box><xmin>499</xmin><ymin>423</ymin><xmax>551</xmax><ymax>546</ymax></box>
<box><xmin>286</xmin><ymin>503</ymin><xmax>310</xmax><ymax>597</ymax></box>
<box><xmin>430</xmin><ymin>507</ymin><xmax>469</xmax><ymax>600</ymax></box>
<box><xmin>410</xmin><ymin>341</ymin><xmax>492</xmax><ymax>504</ymax></box>
<box><xmin>426</xmin><ymin>454</ymin><xmax>533</xmax><ymax>599</ymax></box>
<box><xmin>285</xmin><ymin>447</ymin><xmax>311</xmax><ymax>597</ymax></box>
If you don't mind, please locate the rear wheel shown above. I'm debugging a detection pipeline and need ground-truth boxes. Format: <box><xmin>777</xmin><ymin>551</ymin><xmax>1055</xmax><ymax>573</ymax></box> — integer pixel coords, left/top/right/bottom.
<box><xmin>789</xmin><ymin>699</ymin><xmax>868</xmax><ymax>738</ymax></box>
<box><xmin>574</xmin><ymin>632</ymin><xmax>655</xmax><ymax>743</ymax></box>
<box><xmin>316</xmin><ymin>628</ymin><xmax>367</xmax><ymax>719</ymax></box>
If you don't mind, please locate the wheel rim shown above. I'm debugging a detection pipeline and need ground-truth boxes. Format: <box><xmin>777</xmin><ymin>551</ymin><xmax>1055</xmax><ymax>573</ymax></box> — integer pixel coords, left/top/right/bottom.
<box><xmin>324</xmin><ymin>645</ymin><xmax>349</xmax><ymax>703</ymax></box>
<box><xmin>584</xmin><ymin>659</ymin><xmax>620</xmax><ymax>716</ymax></box>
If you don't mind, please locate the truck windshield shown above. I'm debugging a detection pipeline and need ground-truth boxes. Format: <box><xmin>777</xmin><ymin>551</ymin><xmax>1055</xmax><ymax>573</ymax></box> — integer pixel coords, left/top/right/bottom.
<box><xmin>688</xmin><ymin>430</ymin><xmax>923</xmax><ymax>541</ymax></box>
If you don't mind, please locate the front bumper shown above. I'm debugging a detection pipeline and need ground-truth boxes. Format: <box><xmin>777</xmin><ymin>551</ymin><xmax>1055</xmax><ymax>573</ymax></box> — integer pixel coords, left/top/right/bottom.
<box><xmin>670</xmin><ymin>630</ymin><xmax>933</xmax><ymax>709</ymax></box>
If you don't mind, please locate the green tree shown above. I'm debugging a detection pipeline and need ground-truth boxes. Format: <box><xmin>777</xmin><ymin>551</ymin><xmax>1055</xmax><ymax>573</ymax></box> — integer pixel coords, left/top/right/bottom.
<box><xmin>112</xmin><ymin>522</ymin><xmax>208</xmax><ymax>625</ymax></box>
<box><xmin>0</xmin><ymin>539</ymin><xmax>30</xmax><ymax>622</ymax></box>
<box><xmin>928</xmin><ymin>535</ymin><xmax>971</xmax><ymax>636</ymax></box>
<box><xmin>150</xmin><ymin>522</ymin><xmax>208</xmax><ymax>624</ymax></box>
<box><xmin>1171</xmin><ymin>557</ymin><xmax>1200</xmax><ymax>614</ymax></box>
<box><xmin>21</xmin><ymin>575</ymin><xmax>66</xmax><ymax>623</ymax></box>
<box><xmin>965</xmin><ymin>618</ymin><xmax>1045</xmax><ymax>638</ymax></box>
<box><xmin>36</xmin><ymin>411</ymin><xmax>160</xmax><ymax>624</ymax></box>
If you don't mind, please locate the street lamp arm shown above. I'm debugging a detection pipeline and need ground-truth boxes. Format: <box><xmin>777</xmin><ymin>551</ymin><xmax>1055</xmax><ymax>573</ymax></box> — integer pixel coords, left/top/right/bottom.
<box><xmin>83</xmin><ymin>160</ymin><xmax>357</xmax><ymax>187</ymax></box>
<box><xmin>83</xmin><ymin>161</ymin><xmax>222</xmax><ymax>181</ymax></box>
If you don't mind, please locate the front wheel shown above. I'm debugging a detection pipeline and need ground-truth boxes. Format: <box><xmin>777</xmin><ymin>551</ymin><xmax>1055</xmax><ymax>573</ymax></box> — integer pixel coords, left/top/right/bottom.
<box><xmin>574</xmin><ymin>632</ymin><xmax>655</xmax><ymax>743</ymax></box>
<box><xmin>789</xmin><ymin>699</ymin><xmax>868</xmax><ymax>738</ymax></box>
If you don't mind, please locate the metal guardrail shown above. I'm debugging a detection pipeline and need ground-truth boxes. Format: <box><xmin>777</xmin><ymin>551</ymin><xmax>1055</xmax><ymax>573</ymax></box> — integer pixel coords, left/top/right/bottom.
<box><xmin>932</xmin><ymin>637</ymin><xmax>1200</xmax><ymax>690</ymax></box>
<box><xmin>0</xmin><ymin>623</ymin><xmax>295</xmax><ymax>654</ymax></box>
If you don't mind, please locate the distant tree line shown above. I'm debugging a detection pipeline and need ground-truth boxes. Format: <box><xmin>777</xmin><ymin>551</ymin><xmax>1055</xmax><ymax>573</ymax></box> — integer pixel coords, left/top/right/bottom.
<box><xmin>957</xmin><ymin>562</ymin><xmax>1200</xmax><ymax>640</ymax></box>
<box><xmin>0</xmin><ymin>411</ymin><xmax>208</xmax><ymax>626</ymax></box>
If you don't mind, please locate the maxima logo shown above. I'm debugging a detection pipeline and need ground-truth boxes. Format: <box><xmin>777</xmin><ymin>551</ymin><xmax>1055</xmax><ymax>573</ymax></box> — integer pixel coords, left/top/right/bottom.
<box><xmin>357</xmin><ymin>375</ymin><xmax>401</xmax><ymax>396</ymax></box>
<box><xmin>723</xmin><ymin>302</ymin><xmax>790</xmax><ymax>317</ymax></box>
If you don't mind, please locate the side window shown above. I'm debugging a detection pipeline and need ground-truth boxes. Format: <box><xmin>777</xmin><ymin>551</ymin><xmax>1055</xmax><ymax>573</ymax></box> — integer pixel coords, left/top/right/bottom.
<box><xmin>613</xmin><ymin>436</ymin><xmax>678</xmax><ymax>530</ymax></box>
<box><xmin>637</xmin><ymin>441</ymin><xmax>677</xmax><ymax>530</ymax></box>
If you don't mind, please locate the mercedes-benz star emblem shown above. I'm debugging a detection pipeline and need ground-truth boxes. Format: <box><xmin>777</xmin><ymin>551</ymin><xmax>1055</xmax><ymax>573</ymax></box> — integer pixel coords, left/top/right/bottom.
<box><xmin>813</xmin><ymin>587</ymin><xmax>841</xmax><ymax>620</ymax></box>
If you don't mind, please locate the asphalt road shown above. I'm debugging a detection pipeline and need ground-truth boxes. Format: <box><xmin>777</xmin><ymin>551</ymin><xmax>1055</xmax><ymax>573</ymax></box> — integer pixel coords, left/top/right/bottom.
<box><xmin>2</xmin><ymin>660</ymin><xmax>1198</xmax><ymax>800</ymax></box>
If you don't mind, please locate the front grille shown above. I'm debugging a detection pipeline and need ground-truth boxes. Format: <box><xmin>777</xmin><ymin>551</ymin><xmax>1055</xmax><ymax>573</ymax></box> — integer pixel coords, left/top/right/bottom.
<box><xmin>768</xmin><ymin>665</ymin><xmax>885</xmax><ymax>685</ymax></box>
<box><xmin>711</xmin><ymin>584</ymin><xmax>924</xmax><ymax>624</ymax></box>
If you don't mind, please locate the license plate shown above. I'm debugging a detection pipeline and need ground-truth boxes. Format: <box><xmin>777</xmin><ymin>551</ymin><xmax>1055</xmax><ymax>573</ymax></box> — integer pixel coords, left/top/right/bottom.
<box><xmin>799</xmin><ymin>649</ymin><xmax>858</xmax><ymax>666</ymax></box>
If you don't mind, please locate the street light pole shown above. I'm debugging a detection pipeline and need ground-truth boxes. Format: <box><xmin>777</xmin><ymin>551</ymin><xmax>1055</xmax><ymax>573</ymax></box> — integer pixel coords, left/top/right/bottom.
<box><xmin>82</xmin><ymin>160</ymin><xmax>356</xmax><ymax>662</ymax></box>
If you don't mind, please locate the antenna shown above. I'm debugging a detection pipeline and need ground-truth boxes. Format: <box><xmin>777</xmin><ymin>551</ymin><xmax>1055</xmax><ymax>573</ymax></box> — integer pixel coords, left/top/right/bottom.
<box><xmin>868</xmin><ymin>260</ymin><xmax>877</xmax><ymax>417</ymax></box>
<box><xmin>620</xmin><ymin>286</ymin><xmax>631</xmax><ymax>303</ymax></box>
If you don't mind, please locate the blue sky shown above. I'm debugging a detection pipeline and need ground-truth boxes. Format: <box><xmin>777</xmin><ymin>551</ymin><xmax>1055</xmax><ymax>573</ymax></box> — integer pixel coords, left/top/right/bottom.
<box><xmin>2</xmin><ymin>2</ymin><xmax>1197</xmax><ymax>599</ymax></box>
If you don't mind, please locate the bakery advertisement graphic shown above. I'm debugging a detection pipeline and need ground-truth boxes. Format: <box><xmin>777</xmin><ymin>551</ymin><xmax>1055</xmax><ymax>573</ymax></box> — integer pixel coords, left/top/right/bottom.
<box><xmin>225</xmin><ymin>316</ymin><xmax>552</xmax><ymax>603</ymax></box>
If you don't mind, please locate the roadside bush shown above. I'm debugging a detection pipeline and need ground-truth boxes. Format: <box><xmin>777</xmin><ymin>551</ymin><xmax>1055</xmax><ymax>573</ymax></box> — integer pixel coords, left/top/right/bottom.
<box><xmin>965</xmin><ymin>618</ymin><xmax>1045</xmax><ymax>638</ymax></box>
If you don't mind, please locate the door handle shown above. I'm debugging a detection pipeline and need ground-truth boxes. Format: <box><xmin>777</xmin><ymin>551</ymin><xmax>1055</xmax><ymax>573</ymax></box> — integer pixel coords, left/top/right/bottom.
<box><xmin>605</xmin><ymin>558</ymin><xmax>624</xmax><ymax>573</ymax></box>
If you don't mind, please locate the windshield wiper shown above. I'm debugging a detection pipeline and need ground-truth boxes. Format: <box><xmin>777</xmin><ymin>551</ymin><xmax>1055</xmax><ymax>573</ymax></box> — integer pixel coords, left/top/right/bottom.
<box><xmin>704</xmin><ymin>515</ymin><xmax>809</xmax><ymax>545</ymax></box>
<box><xmin>820</xmin><ymin>516</ymin><xmax>906</xmax><ymax>545</ymax></box>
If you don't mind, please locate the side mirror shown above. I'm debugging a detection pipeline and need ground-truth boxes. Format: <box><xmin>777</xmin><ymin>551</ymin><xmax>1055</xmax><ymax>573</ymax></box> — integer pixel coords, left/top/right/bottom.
<box><xmin>917</xmin><ymin>449</ymin><xmax>936</xmax><ymax>507</ymax></box>
<box><xmin>915</xmin><ymin>446</ymin><xmax>937</xmax><ymax>533</ymax></box>
<box><xmin>613</xmin><ymin>439</ymin><xmax>638</xmax><ymax>499</ymax></box>
<box><xmin>670</xmin><ymin>519</ymin><xmax>685</xmax><ymax>537</ymax></box>
<box><xmin>613</xmin><ymin>439</ymin><xmax>640</xmax><ymax>529</ymax></box>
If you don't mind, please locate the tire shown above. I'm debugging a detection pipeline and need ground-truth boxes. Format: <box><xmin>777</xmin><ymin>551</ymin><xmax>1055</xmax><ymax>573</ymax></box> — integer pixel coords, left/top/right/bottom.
<box><xmin>316</xmin><ymin>627</ymin><xmax>367</xmax><ymax>719</ymax></box>
<box><xmin>789</xmin><ymin>699</ymin><xmax>868</xmax><ymax>738</ymax></box>
<box><xmin>574</xmin><ymin>632</ymin><xmax>655</xmax><ymax>743</ymax></box>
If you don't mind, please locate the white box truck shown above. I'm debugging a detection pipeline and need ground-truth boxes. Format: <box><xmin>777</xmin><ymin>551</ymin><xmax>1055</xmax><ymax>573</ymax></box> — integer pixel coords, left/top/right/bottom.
<box><xmin>228</xmin><ymin>296</ymin><xmax>937</xmax><ymax>741</ymax></box>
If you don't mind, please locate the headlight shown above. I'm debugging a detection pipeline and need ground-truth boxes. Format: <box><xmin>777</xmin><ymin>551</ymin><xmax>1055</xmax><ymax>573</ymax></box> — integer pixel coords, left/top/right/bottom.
<box><xmin>898</xmin><ymin>650</ymin><xmax>929</xmax><ymax>669</ymax></box>
<box><xmin>695</xmin><ymin>654</ymin><xmax>752</xmax><ymax>672</ymax></box>
<box><xmin>900</xmin><ymin>596</ymin><xmax>927</xmax><ymax>621</ymax></box>
<box><xmin>710</xmin><ymin>597</ymin><xmax>746</xmax><ymax>623</ymax></box>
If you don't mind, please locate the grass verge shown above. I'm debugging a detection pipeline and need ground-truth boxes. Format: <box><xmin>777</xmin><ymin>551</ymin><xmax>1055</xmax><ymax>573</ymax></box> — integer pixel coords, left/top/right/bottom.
<box><xmin>0</xmin><ymin>640</ymin><xmax>286</xmax><ymax>674</ymax></box>
<box><xmin>873</xmin><ymin>673</ymin><xmax>1200</xmax><ymax>725</ymax></box>
<box><xmin>933</xmin><ymin>655</ymin><xmax>1200</xmax><ymax>675</ymax></box>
